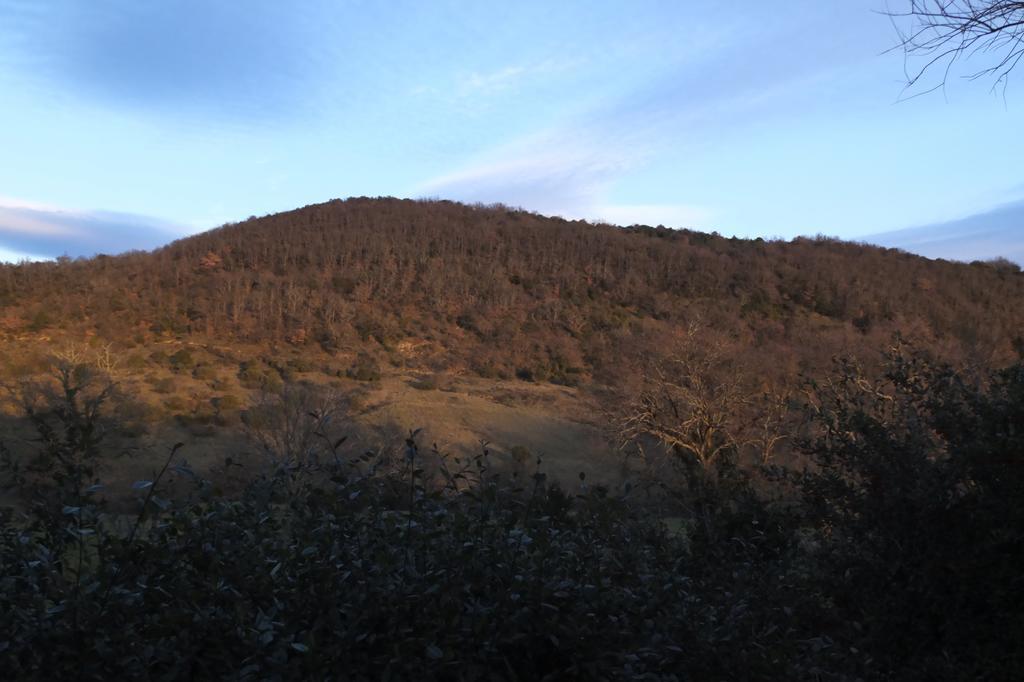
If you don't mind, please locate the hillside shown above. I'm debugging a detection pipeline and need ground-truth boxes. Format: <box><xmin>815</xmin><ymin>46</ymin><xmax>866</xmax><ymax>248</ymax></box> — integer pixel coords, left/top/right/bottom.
<box><xmin>2</xmin><ymin>197</ymin><xmax>1022</xmax><ymax>375</ymax></box>
<box><xmin>1</xmin><ymin>197</ymin><xmax>1022</xmax><ymax>482</ymax></box>
<box><xmin>3</xmin><ymin>198</ymin><xmax>1023</xmax><ymax>679</ymax></box>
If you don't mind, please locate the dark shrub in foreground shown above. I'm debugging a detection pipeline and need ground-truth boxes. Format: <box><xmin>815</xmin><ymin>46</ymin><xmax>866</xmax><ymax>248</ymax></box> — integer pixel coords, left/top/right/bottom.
<box><xmin>1</xmin><ymin>344</ymin><xmax>1022</xmax><ymax>680</ymax></box>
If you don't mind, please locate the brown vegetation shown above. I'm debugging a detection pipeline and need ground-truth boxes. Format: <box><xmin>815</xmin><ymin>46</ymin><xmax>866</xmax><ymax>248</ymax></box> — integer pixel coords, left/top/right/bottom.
<box><xmin>0</xmin><ymin>198</ymin><xmax>1020</xmax><ymax>390</ymax></box>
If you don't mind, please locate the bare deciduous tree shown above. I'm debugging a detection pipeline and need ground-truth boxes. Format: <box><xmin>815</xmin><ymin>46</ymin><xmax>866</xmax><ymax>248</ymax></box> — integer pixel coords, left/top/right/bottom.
<box><xmin>619</xmin><ymin>324</ymin><xmax>795</xmax><ymax>487</ymax></box>
<box><xmin>619</xmin><ymin>325</ymin><xmax>756</xmax><ymax>486</ymax></box>
<box><xmin>887</xmin><ymin>1</ymin><xmax>1024</xmax><ymax>96</ymax></box>
<box><xmin>750</xmin><ymin>388</ymin><xmax>791</xmax><ymax>465</ymax></box>
<box><xmin>94</xmin><ymin>343</ymin><xmax>121</xmax><ymax>375</ymax></box>
<box><xmin>242</xmin><ymin>384</ymin><xmax>348</xmax><ymax>477</ymax></box>
<box><xmin>53</xmin><ymin>344</ymin><xmax>88</xmax><ymax>367</ymax></box>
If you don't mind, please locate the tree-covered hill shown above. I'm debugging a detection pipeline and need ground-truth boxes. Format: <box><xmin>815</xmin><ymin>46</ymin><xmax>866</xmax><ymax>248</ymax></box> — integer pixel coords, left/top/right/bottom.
<box><xmin>2</xmin><ymin>198</ymin><xmax>1023</xmax><ymax>679</ymax></box>
<box><xmin>1</xmin><ymin>197</ymin><xmax>1021</xmax><ymax>385</ymax></box>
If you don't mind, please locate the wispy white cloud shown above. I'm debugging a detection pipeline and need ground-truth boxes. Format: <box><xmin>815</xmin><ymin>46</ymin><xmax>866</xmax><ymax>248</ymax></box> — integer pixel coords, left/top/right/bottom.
<box><xmin>863</xmin><ymin>198</ymin><xmax>1024</xmax><ymax>265</ymax></box>
<box><xmin>455</xmin><ymin>59</ymin><xmax>583</xmax><ymax>96</ymax></box>
<box><xmin>0</xmin><ymin>195</ymin><xmax>63</xmax><ymax>212</ymax></box>
<box><xmin>417</xmin><ymin>129</ymin><xmax>630</xmax><ymax>213</ymax></box>
<box><xmin>458</xmin><ymin>66</ymin><xmax>528</xmax><ymax>95</ymax></box>
<box><xmin>0</xmin><ymin>245</ymin><xmax>50</xmax><ymax>263</ymax></box>
<box><xmin>415</xmin><ymin>128</ymin><xmax>710</xmax><ymax>228</ymax></box>
<box><xmin>0</xmin><ymin>207</ymin><xmax>83</xmax><ymax>237</ymax></box>
<box><xmin>0</xmin><ymin>198</ymin><xmax>189</xmax><ymax>260</ymax></box>
<box><xmin>411</xmin><ymin>18</ymin><xmax>845</xmax><ymax>234</ymax></box>
<box><xmin>411</xmin><ymin>58</ymin><xmax>586</xmax><ymax>110</ymax></box>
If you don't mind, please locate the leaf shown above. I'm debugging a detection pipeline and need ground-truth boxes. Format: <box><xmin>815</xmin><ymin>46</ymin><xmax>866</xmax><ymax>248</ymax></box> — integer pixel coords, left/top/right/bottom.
<box><xmin>425</xmin><ymin>643</ymin><xmax>443</xmax><ymax>660</ymax></box>
<box><xmin>290</xmin><ymin>642</ymin><xmax>309</xmax><ymax>653</ymax></box>
<box><xmin>61</xmin><ymin>506</ymin><xmax>81</xmax><ymax>515</ymax></box>
<box><xmin>132</xmin><ymin>480</ymin><xmax>153</xmax><ymax>490</ymax></box>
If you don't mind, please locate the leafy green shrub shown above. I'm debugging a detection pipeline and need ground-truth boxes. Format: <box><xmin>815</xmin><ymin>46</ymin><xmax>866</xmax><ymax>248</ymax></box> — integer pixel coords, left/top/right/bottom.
<box><xmin>795</xmin><ymin>341</ymin><xmax>1024</xmax><ymax>678</ymax></box>
<box><xmin>26</xmin><ymin>309</ymin><xmax>52</xmax><ymax>331</ymax></box>
<box><xmin>238</xmin><ymin>361</ymin><xmax>261</xmax><ymax>387</ymax></box>
<box><xmin>114</xmin><ymin>399</ymin><xmax>159</xmax><ymax>437</ymax></box>
<box><xmin>213</xmin><ymin>393</ymin><xmax>243</xmax><ymax>413</ymax></box>
<box><xmin>169</xmin><ymin>348</ymin><xmax>195</xmax><ymax>371</ymax></box>
<box><xmin>239</xmin><ymin>361</ymin><xmax>284</xmax><ymax>392</ymax></box>
<box><xmin>0</xmin><ymin>368</ymin><xmax>779</xmax><ymax>679</ymax></box>
<box><xmin>210</xmin><ymin>376</ymin><xmax>231</xmax><ymax>391</ymax></box>
<box><xmin>471</xmin><ymin>361</ymin><xmax>498</xmax><ymax>379</ymax></box>
<box><xmin>2</xmin><ymin>346</ymin><xmax>1021</xmax><ymax>680</ymax></box>
<box><xmin>286</xmin><ymin>357</ymin><xmax>316</xmax><ymax>373</ymax></box>
<box><xmin>508</xmin><ymin>445</ymin><xmax>532</xmax><ymax>475</ymax></box>
<box><xmin>123</xmin><ymin>353</ymin><xmax>148</xmax><ymax>371</ymax></box>
<box><xmin>347</xmin><ymin>353</ymin><xmax>381</xmax><ymax>382</ymax></box>
<box><xmin>515</xmin><ymin>366</ymin><xmax>537</xmax><ymax>382</ymax></box>
<box><xmin>550</xmin><ymin>368</ymin><xmax>581</xmax><ymax>387</ymax></box>
<box><xmin>179</xmin><ymin>416</ymin><xmax>217</xmax><ymax>437</ymax></box>
<box><xmin>1</xmin><ymin>429</ymin><xmax>774</xmax><ymax>680</ymax></box>
<box><xmin>347</xmin><ymin>391</ymin><xmax>368</xmax><ymax>413</ymax></box>
<box><xmin>192</xmin><ymin>364</ymin><xmax>218</xmax><ymax>381</ymax></box>
<box><xmin>263</xmin><ymin>371</ymin><xmax>285</xmax><ymax>393</ymax></box>
<box><xmin>152</xmin><ymin>377</ymin><xmax>176</xmax><ymax>394</ymax></box>
<box><xmin>162</xmin><ymin>395</ymin><xmax>187</xmax><ymax>412</ymax></box>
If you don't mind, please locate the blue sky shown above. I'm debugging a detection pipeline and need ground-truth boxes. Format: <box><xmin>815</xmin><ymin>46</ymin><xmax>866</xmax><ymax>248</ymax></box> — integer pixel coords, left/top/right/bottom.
<box><xmin>1</xmin><ymin>0</ymin><xmax>1021</xmax><ymax>263</ymax></box>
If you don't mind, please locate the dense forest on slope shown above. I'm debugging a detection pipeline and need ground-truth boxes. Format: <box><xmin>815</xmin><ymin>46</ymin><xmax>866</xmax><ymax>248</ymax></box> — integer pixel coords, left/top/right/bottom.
<box><xmin>1</xmin><ymin>197</ymin><xmax>1022</xmax><ymax>387</ymax></box>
